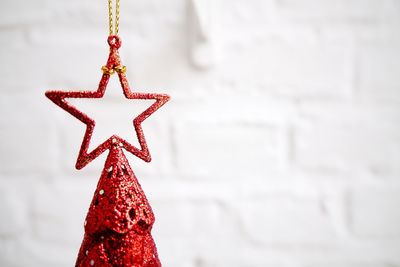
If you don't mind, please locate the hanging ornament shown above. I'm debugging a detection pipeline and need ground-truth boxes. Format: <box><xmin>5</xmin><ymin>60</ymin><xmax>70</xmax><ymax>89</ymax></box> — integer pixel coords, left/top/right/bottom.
<box><xmin>45</xmin><ymin>0</ymin><xmax>169</xmax><ymax>266</ymax></box>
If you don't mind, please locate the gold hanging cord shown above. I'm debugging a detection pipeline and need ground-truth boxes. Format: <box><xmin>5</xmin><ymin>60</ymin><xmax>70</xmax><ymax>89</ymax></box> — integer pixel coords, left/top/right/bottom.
<box><xmin>108</xmin><ymin>0</ymin><xmax>120</xmax><ymax>35</ymax></box>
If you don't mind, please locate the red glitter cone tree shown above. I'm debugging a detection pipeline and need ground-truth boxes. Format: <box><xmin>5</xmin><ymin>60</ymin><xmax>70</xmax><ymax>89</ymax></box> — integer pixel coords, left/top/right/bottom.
<box><xmin>76</xmin><ymin>145</ymin><xmax>161</xmax><ymax>266</ymax></box>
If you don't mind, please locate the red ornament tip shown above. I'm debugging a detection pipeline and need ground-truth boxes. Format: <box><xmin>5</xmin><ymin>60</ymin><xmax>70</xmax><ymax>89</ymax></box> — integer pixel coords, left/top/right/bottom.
<box><xmin>108</xmin><ymin>35</ymin><xmax>122</xmax><ymax>49</ymax></box>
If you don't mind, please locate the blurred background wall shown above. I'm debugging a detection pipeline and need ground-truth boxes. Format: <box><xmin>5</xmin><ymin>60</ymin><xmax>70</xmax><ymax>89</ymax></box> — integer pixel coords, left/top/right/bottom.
<box><xmin>1</xmin><ymin>0</ymin><xmax>400</xmax><ymax>266</ymax></box>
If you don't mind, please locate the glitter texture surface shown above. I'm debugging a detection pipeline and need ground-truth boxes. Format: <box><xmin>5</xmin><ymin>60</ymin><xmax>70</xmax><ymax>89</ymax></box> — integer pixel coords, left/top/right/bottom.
<box><xmin>76</xmin><ymin>145</ymin><xmax>161</xmax><ymax>267</ymax></box>
<box><xmin>45</xmin><ymin>35</ymin><xmax>169</xmax><ymax>266</ymax></box>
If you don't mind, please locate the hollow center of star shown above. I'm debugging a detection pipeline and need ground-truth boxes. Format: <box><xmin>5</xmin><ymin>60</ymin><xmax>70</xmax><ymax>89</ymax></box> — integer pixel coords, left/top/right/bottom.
<box><xmin>68</xmin><ymin>77</ymin><xmax>156</xmax><ymax>151</ymax></box>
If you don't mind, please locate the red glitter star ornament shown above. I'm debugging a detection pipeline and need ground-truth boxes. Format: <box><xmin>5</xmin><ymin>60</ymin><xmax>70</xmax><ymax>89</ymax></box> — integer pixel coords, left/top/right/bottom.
<box><xmin>46</xmin><ymin>35</ymin><xmax>170</xmax><ymax>170</ymax></box>
<box><xmin>46</xmin><ymin>34</ymin><xmax>169</xmax><ymax>267</ymax></box>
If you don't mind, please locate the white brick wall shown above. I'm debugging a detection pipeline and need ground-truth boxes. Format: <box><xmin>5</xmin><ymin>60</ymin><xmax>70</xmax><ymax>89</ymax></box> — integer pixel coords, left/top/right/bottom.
<box><xmin>1</xmin><ymin>0</ymin><xmax>400</xmax><ymax>266</ymax></box>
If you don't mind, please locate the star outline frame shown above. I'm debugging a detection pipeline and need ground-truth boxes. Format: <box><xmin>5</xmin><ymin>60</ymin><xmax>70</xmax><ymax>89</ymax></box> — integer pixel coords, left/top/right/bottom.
<box><xmin>45</xmin><ymin>35</ymin><xmax>170</xmax><ymax>170</ymax></box>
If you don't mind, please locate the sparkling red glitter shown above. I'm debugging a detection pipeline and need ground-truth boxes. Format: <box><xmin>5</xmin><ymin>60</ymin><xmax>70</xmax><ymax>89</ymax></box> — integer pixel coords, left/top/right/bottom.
<box><xmin>45</xmin><ymin>35</ymin><xmax>169</xmax><ymax>267</ymax></box>
<box><xmin>76</xmin><ymin>145</ymin><xmax>161</xmax><ymax>267</ymax></box>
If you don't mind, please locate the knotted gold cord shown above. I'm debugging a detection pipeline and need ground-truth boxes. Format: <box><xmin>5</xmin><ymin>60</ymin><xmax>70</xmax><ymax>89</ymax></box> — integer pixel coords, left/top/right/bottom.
<box><xmin>102</xmin><ymin>0</ymin><xmax>126</xmax><ymax>75</ymax></box>
<box><xmin>108</xmin><ymin>0</ymin><xmax>120</xmax><ymax>35</ymax></box>
<box><xmin>101</xmin><ymin>0</ymin><xmax>126</xmax><ymax>75</ymax></box>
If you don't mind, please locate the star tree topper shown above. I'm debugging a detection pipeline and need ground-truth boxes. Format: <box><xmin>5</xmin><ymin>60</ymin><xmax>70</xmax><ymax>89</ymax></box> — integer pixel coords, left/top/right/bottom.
<box><xmin>46</xmin><ymin>35</ymin><xmax>170</xmax><ymax>169</ymax></box>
